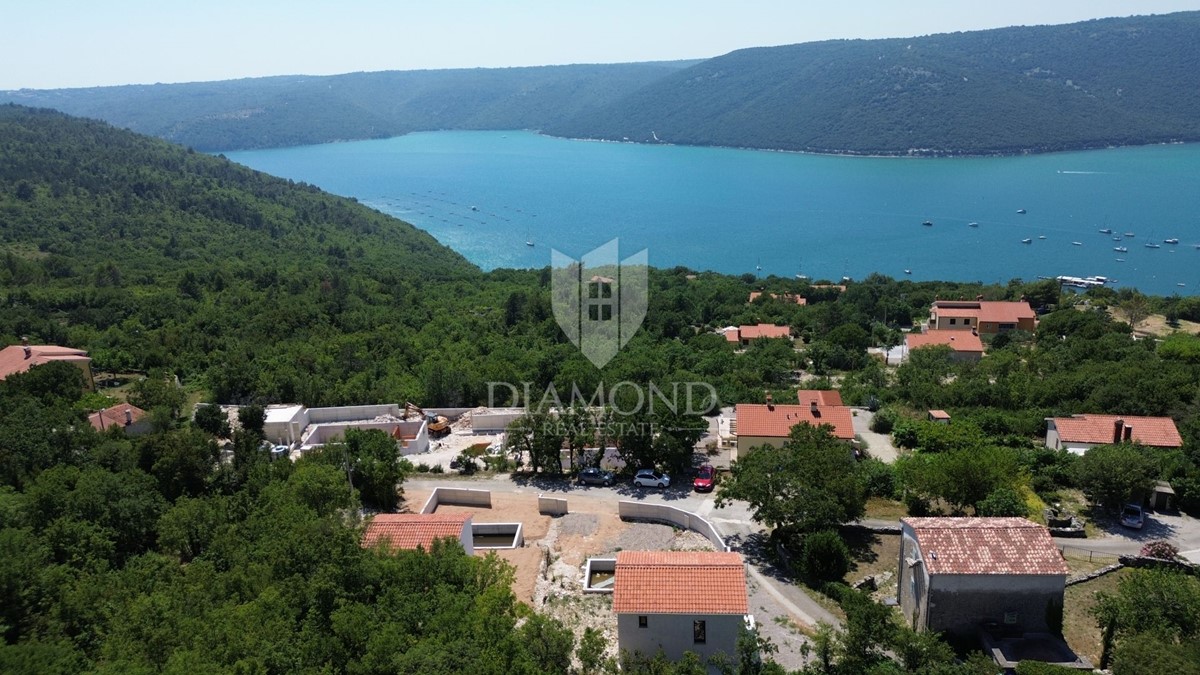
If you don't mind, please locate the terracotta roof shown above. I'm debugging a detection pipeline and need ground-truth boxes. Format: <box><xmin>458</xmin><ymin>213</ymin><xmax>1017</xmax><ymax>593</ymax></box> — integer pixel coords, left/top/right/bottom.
<box><xmin>903</xmin><ymin>517</ymin><xmax>1068</xmax><ymax>576</ymax></box>
<box><xmin>723</xmin><ymin>329</ymin><xmax>740</xmax><ymax>343</ymax></box>
<box><xmin>906</xmin><ymin>330</ymin><xmax>984</xmax><ymax>353</ymax></box>
<box><xmin>931</xmin><ymin>301</ymin><xmax>1035</xmax><ymax>324</ymax></box>
<box><xmin>928</xmin><ymin>410</ymin><xmax>951</xmax><ymax>420</ymax></box>
<box><xmin>735</xmin><ymin>403</ymin><xmax>855</xmax><ymax>440</ymax></box>
<box><xmin>613</xmin><ymin>551</ymin><xmax>748</xmax><ymax>615</ymax></box>
<box><xmin>1051</xmin><ymin>414</ymin><xmax>1182</xmax><ymax>448</ymax></box>
<box><xmin>0</xmin><ymin>344</ymin><xmax>90</xmax><ymax>381</ymax></box>
<box><xmin>362</xmin><ymin>513</ymin><xmax>471</xmax><ymax>551</ymax></box>
<box><xmin>796</xmin><ymin>390</ymin><xmax>844</xmax><ymax>406</ymax></box>
<box><xmin>88</xmin><ymin>403</ymin><xmax>147</xmax><ymax>431</ymax></box>
<box><xmin>738</xmin><ymin>324</ymin><xmax>791</xmax><ymax>340</ymax></box>
<box><xmin>748</xmin><ymin>292</ymin><xmax>806</xmax><ymax>306</ymax></box>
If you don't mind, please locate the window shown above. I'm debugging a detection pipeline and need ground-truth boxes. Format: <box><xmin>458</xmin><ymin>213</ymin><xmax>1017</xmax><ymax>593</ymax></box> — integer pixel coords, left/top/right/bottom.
<box><xmin>693</xmin><ymin>620</ymin><xmax>706</xmax><ymax>644</ymax></box>
<box><xmin>638</xmin><ymin>616</ymin><xmax>648</xmax><ymax>628</ymax></box>
<box><xmin>949</xmin><ymin>318</ymin><xmax>957</xmax><ymax>325</ymax></box>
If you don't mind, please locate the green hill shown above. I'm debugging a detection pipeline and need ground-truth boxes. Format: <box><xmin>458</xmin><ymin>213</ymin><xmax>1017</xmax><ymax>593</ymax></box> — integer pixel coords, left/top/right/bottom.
<box><xmin>548</xmin><ymin>12</ymin><xmax>1200</xmax><ymax>155</ymax></box>
<box><xmin>0</xmin><ymin>62</ymin><xmax>695</xmax><ymax>151</ymax></box>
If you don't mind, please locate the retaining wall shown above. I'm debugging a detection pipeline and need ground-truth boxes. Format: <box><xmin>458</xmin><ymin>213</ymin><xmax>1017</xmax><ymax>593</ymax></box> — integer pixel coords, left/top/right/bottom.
<box><xmin>538</xmin><ymin>495</ymin><xmax>568</xmax><ymax>516</ymax></box>
<box><xmin>618</xmin><ymin>501</ymin><xmax>728</xmax><ymax>552</ymax></box>
<box><xmin>420</xmin><ymin>487</ymin><xmax>493</xmax><ymax>514</ymax></box>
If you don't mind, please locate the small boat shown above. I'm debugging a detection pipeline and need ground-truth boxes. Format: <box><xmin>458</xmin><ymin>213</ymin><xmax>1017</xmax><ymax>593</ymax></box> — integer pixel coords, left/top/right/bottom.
<box><xmin>1114</xmin><ymin>246</ymin><xmax>1128</xmax><ymax>253</ymax></box>
<box><xmin>1124</xmin><ymin>232</ymin><xmax>1135</xmax><ymax>237</ymax></box>
<box><xmin>795</xmin><ymin>274</ymin><xmax>808</xmax><ymax>280</ymax></box>
<box><xmin>904</xmin><ymin>269</ymin><xmax>912</xmax><ymax>275</ymax></box>
<box><xmin>1099</xmin><ymin>228</ymin><xmax>1113</xmax><ymax>234</ymax></box>
<box><xmin>1112</xmin><ymin>236</ymin><xmax>1123</xmax><ymax>241</ymax></box>
<box><xmin>922</xmin><ymin>220</ymin><xmax>933</xmax><ymax>227</ymax></box>
<box><xmin>470</xmin><ymin>205</ymin><xmax>479</xmax><ymax>211</ymax></box>
<box><xmin>1178</xmin><ymin>283</ymin><xmax>1187</xmax><ymax>288</ymax></box>
<box><xmin>1165</xmin><ymin>238</ymin><xmax>1179</xmax><ymax>244</ymax></box>
<box><xmin>969</xmin><ymin>222</ymin><xmax>979</xmax><ymax>228</ymax></box>
<box><xmin>1021</xmin><ymin>238</ymin><xmax>1032</xmax><ymax>244</ymax></box>
<box><xmin>1071</xmin><ymin>241</ymin><xmax>1082</xmax><ymax>246</ymax></box>
<box><xmin>1116</xmin><ymin>258</ymin><xmax>1126</xmax><ymax>262</ymax></box>
<box><xmin>1145</xmin><ymin>242</ymin><xmax>1161</xmax><ymax>249</ymax></box>
<box><xmin>1017</xmin><ymin>209</ymin><xmax>1027</xmax><ymax>214</ymax></box>
<box><xmin>1039</xmin><ymin>235</ymin><xmax>1047</xmax><ymax>240</ymax></box>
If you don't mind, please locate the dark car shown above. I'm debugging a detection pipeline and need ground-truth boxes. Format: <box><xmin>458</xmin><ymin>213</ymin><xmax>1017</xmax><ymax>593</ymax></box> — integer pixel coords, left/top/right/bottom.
<box><xmin>693</xmin><ymin>464</ymin><xmax>717</xmax><ymax>492</ymax></box>
<box><xmin>577</xmin><ymin>467</ymin><xmax>615</xmax><ymax>487</ymax></box>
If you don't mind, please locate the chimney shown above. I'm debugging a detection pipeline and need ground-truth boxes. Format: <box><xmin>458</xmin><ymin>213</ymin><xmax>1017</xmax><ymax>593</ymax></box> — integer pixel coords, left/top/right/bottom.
<box><xmin>124</xmin><ymin>408</ymin><xmax>133</xmax><ymax>426</ymax></box>
<box><xmin>1124</xmin><ymin>425</ymin><xmax>1133</xmax><ymax>442</ymax></box>
<box><xmin>1113</xmin><ymin>419</ymin><xmax>1124</xmax><ymax>444</ymax></box>
<box><xmin>810</xmin><ymin>401</ymin><xmax>820</xmax><ymax>416</ymax></box>
<box><xmin>21</xmin><ymin>337</ymin><xmax>30</xmax><ymax>359</ymax></box>
<box><xmin>765</xmin><ymin>392</ymin><xmax>774</xmax><ymax>411</ymax></box>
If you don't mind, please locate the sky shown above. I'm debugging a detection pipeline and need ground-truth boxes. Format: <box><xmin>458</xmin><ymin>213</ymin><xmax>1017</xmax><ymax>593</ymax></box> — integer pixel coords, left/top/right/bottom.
<box><xmin>3</xmin><ymin>0</ymin><xmax>1199</xmax><ymax>90</ymax></box>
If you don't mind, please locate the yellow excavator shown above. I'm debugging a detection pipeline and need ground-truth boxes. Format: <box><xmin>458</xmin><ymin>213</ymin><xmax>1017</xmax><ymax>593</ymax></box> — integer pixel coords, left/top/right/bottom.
<box><xmin>405</xmin><ymin>402</ymin><xmax>451</xmax><ymax>438</ymax></box>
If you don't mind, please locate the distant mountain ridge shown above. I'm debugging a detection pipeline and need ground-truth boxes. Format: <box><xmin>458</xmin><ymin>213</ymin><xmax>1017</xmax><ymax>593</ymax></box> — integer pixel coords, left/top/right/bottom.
<box><xmin>4</xmin><ymin>12</ymin><xmax>1200</xmax><ymax>155</ymax></box>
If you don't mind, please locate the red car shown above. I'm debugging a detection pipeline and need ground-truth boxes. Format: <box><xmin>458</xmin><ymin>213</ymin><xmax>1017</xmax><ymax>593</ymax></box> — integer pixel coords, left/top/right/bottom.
<box><xmin>693</xmin><ymin>465</ymin><xmax>717</xmax><ymax>492</ymax></box>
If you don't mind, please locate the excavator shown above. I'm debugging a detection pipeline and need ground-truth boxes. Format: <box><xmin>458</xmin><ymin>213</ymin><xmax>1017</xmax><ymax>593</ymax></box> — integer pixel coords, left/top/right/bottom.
<box><xmin>404</xmin><ymin>402</ymin><xmax>451</xmax><ymax>438</ymax></box>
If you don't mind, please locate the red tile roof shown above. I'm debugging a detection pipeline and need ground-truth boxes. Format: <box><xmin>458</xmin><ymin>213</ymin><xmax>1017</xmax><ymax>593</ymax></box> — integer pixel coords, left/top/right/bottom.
<box><xmin>613</xmin><ymin>551</ymin><xmax>748</xmax><ymax>615</ymax></box>
<box><xmin>0</xmin><ymin>344</ymin><xmax>90</xmax><ymax>381</ymax></box>
<box><xmin>1051</xmin><ymin>414</ymin><xmax>1182</xmax><ymax>448</ymax></box>
<box><xmin>931</xmin><ymin>301</ymin><xmax>1035</xmax><ymax>324</ymax></box>
<box><xmin>928</xmin><ymin>410</ymin><xmax>951</xmax><ymax>420</ymax></box>
<box><xmin>906</xmin><ymin>330</ymin><xmax>984</xmax><ymax>353</ymax></box>
<box><xmin>362</xmin><ymin>513</ymin><xmax>471</xmax><ymax>552</ymax></box>
<box><xmin>738</xmin><ymin>324</ymin><xmax>791</xmax><ymax>340</ymax></box>
<box><xmin>735</xmin><ymin>403</ymin><xmax>855</xmax><ymax>440</ymax></box>
<box><xmin>748</xmin><ymin>292</ymin><xmax>806</xmax><ymax>306</ymax></box>
<box><xmin>903</xmin><ymin>517</ymin><xmax>1068</xmax><ymax>576</ymax></box>
<box><xmin>796</xmin><ymin>390</ymin><xmax>844</xmax><ymax>406</ymax></box>
<box><xmin>88</xmin><ymin>403</ymin><xmax>147</xmax><ymax>431</ymax></box>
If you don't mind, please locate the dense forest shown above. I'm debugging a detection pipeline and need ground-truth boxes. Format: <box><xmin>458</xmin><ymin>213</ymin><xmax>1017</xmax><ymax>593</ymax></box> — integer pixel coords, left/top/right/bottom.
<box><xmin>4</xmin><ymin>105</ymin><xmax>1200</xmax><ymax>672</ymax></box>
<box><xmin>4</xmin><ymin>13</ymin><xmax>1200</xmax><ymax>155</ymax></box>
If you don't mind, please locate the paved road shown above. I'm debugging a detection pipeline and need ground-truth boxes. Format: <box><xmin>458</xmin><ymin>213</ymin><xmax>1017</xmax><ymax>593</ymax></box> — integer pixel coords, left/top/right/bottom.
<box><xmin>850</xmin><ymin>409</ymin><xmax>900</xmax><ymax>463</ymax></box>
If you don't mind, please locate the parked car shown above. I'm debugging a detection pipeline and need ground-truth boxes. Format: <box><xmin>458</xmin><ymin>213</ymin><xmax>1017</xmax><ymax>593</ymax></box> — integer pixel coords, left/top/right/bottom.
<box><xmin>633</xmin><ymin>469</ymin><xmax>670</xmax><ymax>489</ymax></box>
<box><xmin>1120</xmin><ymin>504</ymin><xmax>1145</xmax><ymax>529</ymax></box>
<box><xmin>693</xmin><ymin>465</ymin><xmax>717</xmax><ymax>492</ymax></box>
<box><xmin>577</xmin><ymin>467</ymin><xmax>614</xmax><ymax>487</ymax></box>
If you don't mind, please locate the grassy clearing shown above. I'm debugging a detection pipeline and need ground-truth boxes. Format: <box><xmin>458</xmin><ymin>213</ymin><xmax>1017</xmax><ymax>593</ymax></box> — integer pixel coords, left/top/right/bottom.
<box><xmin>1063</xmin><ymin>567</ymin><xmax>1130</xmax><ymax>665</ymax></box>
<box><xmin>864</xmin><ymin>497</ymin><xmax>908</xmax><ymax>521</ymax></box>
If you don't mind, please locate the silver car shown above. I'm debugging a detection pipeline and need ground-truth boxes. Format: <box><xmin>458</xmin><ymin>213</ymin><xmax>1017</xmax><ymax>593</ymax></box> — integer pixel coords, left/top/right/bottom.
<box><xmin>633</xmin><ymin>469</ymin><xmax>670</xmax><ymax>489</ymax></box>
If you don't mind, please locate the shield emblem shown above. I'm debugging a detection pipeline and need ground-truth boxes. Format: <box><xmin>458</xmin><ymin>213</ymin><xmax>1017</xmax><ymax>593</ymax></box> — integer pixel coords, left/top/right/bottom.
<box><xmin>551</xmin><ymin>239</ymin><xmax>648</xmax><ymax>368</ymax></box>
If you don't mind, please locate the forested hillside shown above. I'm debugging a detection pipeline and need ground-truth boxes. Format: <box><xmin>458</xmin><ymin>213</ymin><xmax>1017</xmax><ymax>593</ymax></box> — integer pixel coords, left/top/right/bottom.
<box><xmin>549</xmin><ymin>12</ymin><xmax>1200</xmax><ymax>155</ymax></box>
<box><xmin>0</xmin><ymin>61</ymin><xmax>695</xmax><ymax>151</ymax></box>
<box><xmin>4</xmin><ymin>13</ymin><xmax>1200</xmax><ymax>154</ymax></box>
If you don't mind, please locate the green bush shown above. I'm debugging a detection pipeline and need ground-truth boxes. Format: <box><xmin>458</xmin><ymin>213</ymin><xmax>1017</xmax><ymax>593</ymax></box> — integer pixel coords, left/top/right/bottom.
<box><xmin>862</xmin><ymin>459</ymin><xmax>897</xmax><ymax>499</ymax></box>
<box><xmin>976</xmin><ymin>486</ymin><xmax>1028</xmax><ymax>517</ymax></box>
<box><xmin>429</xmin><ymin>464</ymin><xmax>444</xmax><ymax>474</ymax></box>
<box><xmin>415</xmin><ymin>462</ymin><xmax>431</xmax><ymax>473</ymax></box>
<box><xmin>798</xmin><ymin>531</ymin><xmax>851</xmax><ymax>583</ymax></box>
<box><xmin>870</xmin><ymin>407</ymin><xmax>898</xmax><ymax>434</ymax></box>
<box><xmin>904</xmin><ymin>493</ymin><xmax>932</xmax><ymax>517</ymax></box>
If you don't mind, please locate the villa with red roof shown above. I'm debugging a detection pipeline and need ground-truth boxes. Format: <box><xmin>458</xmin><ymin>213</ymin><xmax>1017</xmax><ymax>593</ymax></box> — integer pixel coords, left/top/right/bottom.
<box><xmin>723</xmin><ymin>324</ymin><xmax>792</xmax><ymax>347</ymax></box>
<box><xmin>904</xmin><ymin>329</ymin><xmax>985</xmax><ymax>362</ymax></box>
<box><xmin>1045</xmin><ymin>414</ymin><xmax>1183</xmax><ymax>455</ymax></box>
<box><xmin>899</xmin><ymin>518</ymin><xmax>1069</xmax><ymax>637</ymax></box>
<box><xmin>929</xmin><ymin>300</ymin><xmax>1036</xmax><ymax>335</ymax></box>
<box><xmin>89</xmin><ymin>403</ymin><xmax>151</xmax><ymax>436</ymax></box>
<box><xmin>614</xmin><ymin>551</ymin><xmax>749</xmax><ymax>666</ymax></box>
<box><xmin>796</xmin><ymin>389</ymin><xmax>843</xmax><ymax>406</ymax></box>
<box><xmin>734</xmin><ymin>396</ymin><xmax>855</xmax><ymax>458</ymax></box>
<box><xmin>748</xmin><ymin>291</ymin><xmax>806</xmax><ymax>306</ymax></box>
<box><xmin>0</xmin><ymin>341</ymin><xmax>93</xmax><ymax>387</ymax></box>
<box><xmin>361</xmin><ymin>513</ymin><xmax>474</xmax><ymax>555</ymax></box>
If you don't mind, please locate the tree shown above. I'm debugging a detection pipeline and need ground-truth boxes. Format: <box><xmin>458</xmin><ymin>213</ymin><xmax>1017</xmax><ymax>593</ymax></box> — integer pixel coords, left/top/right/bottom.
<box><xmin>896</xmin><ymin>445</ymin><xmax>1022</xmax><ymax>513</ymax></box>
<box><xmin>976</xmin><ymin>486</ymin><xmax>1028</xmax><ymax>517</ymax></box>
<box><xmin>321</xmin><ymin>428</ymin><xmax>407</xmax><ymax>510</ymax></box>
<box><xmin>1116</xmin><ymin>295</ymin><xmax>1151</xmax><ymax>332</ymax></box>
<box><xmin>798</xmin><ymin>531</ymin><xmax>851</xmax><ymax>583</ymax></box>
<box><xmin>238</xmin><ymin>404</ymin><xmax>266</xmax><ymax>439</ymax></box>
<box><xmin>1075</xmin><ymin>444</ymin><xmax>1157</xmax><ymax>510</ymax></box>
<box><xmin>1093</xmin><ymin>568</ymin><xmax>1200</xmax><ymax>669</ymax></box>
<box><xmin>715</xmin><ymin>424</ymin><xmax>865</xmax><ymax>537</ymax></box>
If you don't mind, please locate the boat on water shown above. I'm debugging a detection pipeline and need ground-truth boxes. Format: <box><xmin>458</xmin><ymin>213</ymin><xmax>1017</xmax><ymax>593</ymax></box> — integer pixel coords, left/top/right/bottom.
<box><xmin>1124</xmin><ymin>232</ymin><xmax>1135</xmax><ymax>237</ymax></box>
<box><xmin>470</xmin><ymin>205</ymin><xmax>479</xmax><ymax>211</ymax></box>
<box><xmin>1178</xmin><ymin>283</ymin><xmax>1188</xmax><ymax>288</ymax></box>
<box><xmin>1165</xmin><ymin>238</ymin><xmax>1180</xmax><ymax>244</ymax></box>
<box><xmin>904</xmin><ymin>269</ymin><xmax>912</xmax><ymax>275</ymax></box>
<box><xmin>1017</xmin><ymin>209</ymin><xmax>1027</xmax><ymax>214</ymax></box>
<box><xmin>1039</xmin><ymin>235</ymin><xmax>1047</xmax><ymax>240</ymax></box>
<box><xmin>1145</xmin><ymin>242</ymin><xmax>1161</xmax><ymax>249</ymax></box>
<box><xmin>969</xmin><ymin>222</ymin><xmax>979</xmax><ymax>228</ymax></box>
<box><xmin>922</xmin><ymin>220</ymin><xmax>933</xmax><ymax>227</ymax></box>
<box><xmin>1116</xmin><ymin>258</ymin><xmax>1126</xmax><ymax>262</ymax></box>
<box><xmin>1021</xmin><ymin>238</ymin><xmax>1032</xmax><ymax>244</ymax></box>
<box><xmin>1112</xmin><ymin>236</ymin><xmax>1123</xmax><ymax>241</ymax></box>
<box><xmin>1071</xmin><ymin>241</ymin><xmax>1082</xmax><ymax>246</ymax></box>
<box><xmin>1114</xmin><ymin>246</ymin><xmax>1128</xmax><ymax>253</ymax></box>
<box><xmin>1099</xmin><ymin>228</ymin><xmax>1113</xmax><ymax>234</ymax></box>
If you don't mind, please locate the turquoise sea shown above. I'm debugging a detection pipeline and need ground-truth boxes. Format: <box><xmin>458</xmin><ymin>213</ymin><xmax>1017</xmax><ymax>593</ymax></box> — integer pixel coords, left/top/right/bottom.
<box><xmin>225</xmin><ymin>131</ymin><xmax>1200</xmax><ymax>296</ymax></box>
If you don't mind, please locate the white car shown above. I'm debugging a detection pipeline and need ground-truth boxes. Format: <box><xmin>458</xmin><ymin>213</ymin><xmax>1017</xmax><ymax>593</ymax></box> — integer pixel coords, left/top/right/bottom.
<box><xmin>1120</xmin><ymin>504</ymin><xmax>1145</xmax><ymax>529</ymax></box>
<box><xmin>633</xmin><ymin>469</ymin><xmax>670</xmax><ymax>489</ymax></box>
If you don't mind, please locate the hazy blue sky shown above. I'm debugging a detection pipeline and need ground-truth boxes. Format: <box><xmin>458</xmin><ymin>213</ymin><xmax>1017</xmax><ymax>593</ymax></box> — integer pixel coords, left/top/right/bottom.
<box><xmin>4</xmin><ymin>1</ymin><xmax>1197</xmax><ymax>89</ymax></box>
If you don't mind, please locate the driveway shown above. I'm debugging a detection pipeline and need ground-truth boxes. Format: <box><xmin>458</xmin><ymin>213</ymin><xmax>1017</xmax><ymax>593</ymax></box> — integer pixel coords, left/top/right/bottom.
<box><xmin>1054</xmin><ymin>508</ymin><xmax>1200</xmax><ymax>563</ymax></box>
<box><xmin>851</xmin><ymin>408</ymin><xmax>900</xmax><ymax>463</ymax></box>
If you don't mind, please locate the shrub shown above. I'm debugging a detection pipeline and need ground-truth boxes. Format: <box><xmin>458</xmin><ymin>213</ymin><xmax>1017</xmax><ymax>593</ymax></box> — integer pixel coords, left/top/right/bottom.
<box><xmin>415</xmin><ymin>462</ymin><xmax>431</xmax><ymax>473</ymax></box>
<box><xmin>429</xmin><ymin>464</ymin><xmax>444</xmax><ymax>474</ymax></box>
<box><xmin>1030</xmin><ymin>475</ymin><xmax>1058</xmax><ymax>499</ymax></box>
<box><xmin>904</xmin><ymin>493</ymin><xmax>932</xmax><ymax>517</ymax></box>
<box><xmin>870</xmin><ymin>407</ymin><xmax>898</xmax><ymax>434</ymax></box>
<box><xmin>798</xmin><ymin>531</ymin><xmax>851</xmax><ymax>583</ymax></box>
<box><xmin>861</xmin><ymin>459</ymin><xmax>897</xmax><ymax>499</ymax></box>
<box><xmin>1140</xmin><ymin>540</ymin><xmax>1181</xmax><ymax>560</ymax></box>
<box><xmin>976</xmin><ymin>486</ymin><xmax>1028</xmax><ymax>517</ymax></box>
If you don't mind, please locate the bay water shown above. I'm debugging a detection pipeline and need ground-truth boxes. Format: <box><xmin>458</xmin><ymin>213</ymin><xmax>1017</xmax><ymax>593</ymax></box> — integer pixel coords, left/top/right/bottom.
<box><xmin>225</xmin><ymin>131</ymin><xmax>1200</xmax><ymax>296</ymax></box>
